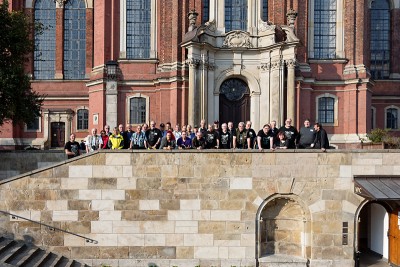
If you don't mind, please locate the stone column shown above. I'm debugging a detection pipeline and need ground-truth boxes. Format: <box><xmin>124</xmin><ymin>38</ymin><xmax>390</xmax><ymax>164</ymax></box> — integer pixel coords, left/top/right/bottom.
<box><xmin>286</xmin><ymin>59</ymin><xmax>296</xmax><ymax>124</ymax></box>
<box><xmin>55</xmin><ymin>0</ymin><xmax>65</xmax><ymax>79</ymax></box>
<box><xmin>270</xmin><ymin>60</ymin><xmax>281</xmax><ymax>124</ymax></box>
<box><xmin>187</xmin><ymin>58</ymin><xmax>200</xmax><ymax>127</ymax></box>
<box><xmin>259</xmin><ymin>62</ymin><xmax>271</xmax><ymax>125</ymax></box>
<box><xmin>200</xmin><ymin>56</ymin><xmax>208</xmax><ymax>123</ymax></box>
<box><xmin>105</xmin><ymin>81</ymin><xmax>118</xmax><ymax>128</ymax></box>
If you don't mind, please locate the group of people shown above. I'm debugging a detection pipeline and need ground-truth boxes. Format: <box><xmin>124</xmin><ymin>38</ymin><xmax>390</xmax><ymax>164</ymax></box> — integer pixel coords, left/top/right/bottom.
<box><xmin>64</xmin><ymin>118</ymin><xmax>329</xmax><ymax>158</ymax></box>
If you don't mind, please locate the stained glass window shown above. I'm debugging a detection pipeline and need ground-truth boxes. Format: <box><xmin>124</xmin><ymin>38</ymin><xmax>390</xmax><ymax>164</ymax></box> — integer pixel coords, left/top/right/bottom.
<box><xmin>225</xmin><ymin>0</ymin><xmax>247</xmax><ymax>32</ymax></box>
<box><xmin>126</xmin><ymin>0</ymin><xmax>151</xmax><ymax>59</ymax></box>
<box><xmin>314</xmin><ymin>0</ymin><xmax>336</xmax><ymax>59</ymax></box>
<box><xmin>370</xmin><ymin>0</ymin><xmax>390</xmax><ymax>80</ymax></box>
<box><xmin>64</xmin><ymin>0</ymin><xmax>86</xmax><ymax>80</ymax></box>
<box><xmin>34</xmin><ymin>0</ymin><xmax>56</xmax><ymax>79</ymax></box>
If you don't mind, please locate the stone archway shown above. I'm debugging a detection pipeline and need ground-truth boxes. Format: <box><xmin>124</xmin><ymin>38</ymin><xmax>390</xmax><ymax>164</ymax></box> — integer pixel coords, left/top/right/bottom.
<box><xmin>256</xmin><ymin>194</ymin><xmax>311</xmax><ymax>265</ymax></box>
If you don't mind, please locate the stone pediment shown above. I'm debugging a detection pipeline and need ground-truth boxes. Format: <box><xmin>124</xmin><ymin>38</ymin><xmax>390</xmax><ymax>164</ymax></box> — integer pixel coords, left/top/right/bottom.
<box><xmin>222</xmin><ymin>31</ymin><xmax>253</xmax><ymax>48</ymax></box>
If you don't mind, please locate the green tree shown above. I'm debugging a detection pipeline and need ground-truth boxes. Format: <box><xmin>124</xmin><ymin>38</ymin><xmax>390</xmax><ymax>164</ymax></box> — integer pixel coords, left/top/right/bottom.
<box><xmin>0</xmin><ymin>0</ymin><xmax>43</xmax><ymax>126</ymax></box>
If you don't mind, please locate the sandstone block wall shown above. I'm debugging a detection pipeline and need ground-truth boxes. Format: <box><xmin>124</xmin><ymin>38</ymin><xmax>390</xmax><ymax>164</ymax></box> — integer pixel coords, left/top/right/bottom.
<box><xmin>0</xmin><ymin>150</ymin><xmax>397</xmax><ymax>267</ymax></box>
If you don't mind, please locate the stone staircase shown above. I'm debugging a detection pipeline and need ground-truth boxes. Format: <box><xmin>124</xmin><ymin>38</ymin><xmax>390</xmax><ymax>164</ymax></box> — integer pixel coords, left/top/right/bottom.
<box><xmin>0</xmin><ymin>236</ymin><xmax>89</xmax><ymax>267</ymax></box>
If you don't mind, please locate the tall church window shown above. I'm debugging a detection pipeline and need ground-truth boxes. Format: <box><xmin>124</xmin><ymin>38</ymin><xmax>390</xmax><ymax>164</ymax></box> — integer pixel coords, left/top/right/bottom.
<box><xmin>386</xmin><ymin>107</ymin><xmax>398</xmax><ymax>129</ymax></box>
<box><xmin>64</xmin><ymin>0</ymin><xmax>86</xmax><ymax>80</ymax></box>
<box><xmin>130</xmin><ymin>97</ymin><xmax>146</xmax><ymax>124</ymax></box>
<box><xmin>225</xmin><ymin>0</ymin><xmax>247</xmax><ymax>32</ymax></box>
<box><xmin>126</xmin><ymin>0</ymin><xmax>151</xmax><ymax>59</ymax></box>
<box><xmin>77</xmin><ymin>109</ymin><xmax>88</xmax><ymax>130</ymax></box>
<box><xmin>202</xmin><ymin>0</ymin><xmax>209</xmax><ymax>24</ymax></box>
<box><xmin>313</xmin><ymin>0</ymin><xmax>336</xmax><ymax>58</ymax></box>
<box><xmin>34</xmin><ymin>0</ymin><xmax>56</xmax><ymax>79</ymax></box>
<box><xmin>262</xmin><ymin>0</ymin><xmax>268</xmax><ymax>21</ymax></box>
<box><xmin>370</xmin><ymin>0</ymin><xmax>390</xmax><ymax>80</ymax></box>
<box><xmin>318</xmin><ymin>97</ymin><xmax>335</xmax><ymax>124</ymax></box>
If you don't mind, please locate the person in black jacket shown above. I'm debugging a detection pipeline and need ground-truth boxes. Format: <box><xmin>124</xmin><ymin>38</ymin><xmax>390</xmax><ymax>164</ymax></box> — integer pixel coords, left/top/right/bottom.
<box><xmin>312</xmin><ymin>123</ymin><xmax>329</xmax><ymax>151</ymax></box>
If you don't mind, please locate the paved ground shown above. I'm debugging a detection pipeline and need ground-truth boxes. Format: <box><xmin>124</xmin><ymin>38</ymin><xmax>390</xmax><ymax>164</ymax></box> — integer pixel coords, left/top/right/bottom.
<box><xmin>359</xmin><ymin>251</ymin><xmax>391</xmax><ymax>267</ymax></box>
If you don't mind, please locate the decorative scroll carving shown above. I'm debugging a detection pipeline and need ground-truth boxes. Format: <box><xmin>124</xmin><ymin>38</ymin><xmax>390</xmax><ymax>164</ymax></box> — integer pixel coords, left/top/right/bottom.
<box><xmin>271</xmin><ymin>60</ymin><xmax>282</xmax><ymax>70</ymax></box>
<box><xmin>259</xmin><ymin>63</ymin><xmax>271</xmax><ymax>72</ymax></box>
<box><xmin>287</xmin><ymin>9</ymin><xmax>298</xmax><ymax>27</ymax></box>
<box><xmin>204</xmin><ymin>20</ymin><xmax>216</xmax><ymax>32</ymax></box>
<box><xmin>222</xmin><ymin>31</ymin><xmax>253</xmax><ymax>48</ymax></box>
<box><xmin>258</xmin><ymin>20</ymin><xmax>276</xmax><ymax>32</ymax></box>
<box><xmin>220</xmin><ymin>78</ymin><xmax>249</xmax><ymax>101</ymax></box>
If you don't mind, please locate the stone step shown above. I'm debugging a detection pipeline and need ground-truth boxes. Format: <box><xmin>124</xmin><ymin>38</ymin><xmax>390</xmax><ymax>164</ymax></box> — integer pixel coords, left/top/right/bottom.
<box><xmin>12</xmin><ymin>247</ymin><xmax>40</xmax><ymax>266</ymax></box>
<box><xmin>2</xmin><ymin>243</ymin><xmax>29</xmax><ymax>264</ymax></box>
<box><xmin>0</xmin><ymin>235</ymin><xmax>90</xmax><ymax>267</ymax></box>
<box><xmin>258</xmin><ymin>255</ymin><xmax>309</xmax><ymax>267</ymax></box>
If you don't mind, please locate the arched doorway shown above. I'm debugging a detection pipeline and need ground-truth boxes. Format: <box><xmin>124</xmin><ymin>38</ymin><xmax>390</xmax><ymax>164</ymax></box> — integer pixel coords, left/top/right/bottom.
<box><xmin>356</xmin><ymin>201</ymin><xmax>400</xmax><ymax>266</ymax></box>
<box><xmin>219</xmin><ymin>78</ymin><xmax>250</xmax><ymax>127</ymax></box>
<box><xmin>256</xmin><ymin>195</ymin><xmax>310</xmax><ymax>265</ymax></box>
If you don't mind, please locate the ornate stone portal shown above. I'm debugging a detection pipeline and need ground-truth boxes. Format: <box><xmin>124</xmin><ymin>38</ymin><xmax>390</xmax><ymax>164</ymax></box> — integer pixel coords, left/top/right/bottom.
<box><xmin>181</xmin><ymin>10</ymin><xmax>300</xmax><ymax>130</ymax></box>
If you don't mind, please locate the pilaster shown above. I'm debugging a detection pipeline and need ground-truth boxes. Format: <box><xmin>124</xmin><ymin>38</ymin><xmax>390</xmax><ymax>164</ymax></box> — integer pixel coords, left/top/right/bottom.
<box><xmin>55</xmin><ymin>3</ymin><xmax>64</xmax><ymax>79</ymax></box>
<box><xmin>286</xmin><ymin>59</ymin><xmax>296</xmax><ymax>125</ymax></box>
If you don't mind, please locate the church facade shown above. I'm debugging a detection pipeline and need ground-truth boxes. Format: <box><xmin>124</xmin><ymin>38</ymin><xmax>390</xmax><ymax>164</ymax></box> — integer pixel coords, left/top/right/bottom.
<box><xmin>1</xmin><ymin>0</ymin><xmax>400</xmax><ymax>149</ymax></box>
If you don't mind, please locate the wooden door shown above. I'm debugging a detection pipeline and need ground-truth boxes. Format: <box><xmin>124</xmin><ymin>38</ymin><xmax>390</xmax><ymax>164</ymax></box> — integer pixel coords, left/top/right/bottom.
<box><xmin>389</xmin><ymin>207</ymin><xmax>400</xmax><ymax>266</ymax></box>
<box><xmin>51</xmin><ymin>122</ymin><xmax>65</xmax><ymax>147</ymax></box>
<box><xmin>219</xmin><ymin>78</ymin><xmax>250</xmax><ymax>127</ymax></box>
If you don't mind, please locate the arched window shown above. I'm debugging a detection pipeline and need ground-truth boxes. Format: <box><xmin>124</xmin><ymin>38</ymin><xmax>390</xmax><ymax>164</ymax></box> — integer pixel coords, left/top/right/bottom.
<box><xmin>129</xmin><ymin>97</ymin><xmax>146</xmax><ymax>124</ymax></box>
<box><xmin>370</xmin><ymin>0</ymin><xmax>390</xmax><ymax>80</ymax></box>
<box><xmin>318</xmin><ymin>97</ymin><xmax>335</xmax><ymax>123</ymax></box>
<box><xmin>202</xmin><ymin>0</ymin><xmax>210</xmax><ymax>24</ymax></box>
<box><xmin>77</xmin><ymin>109</ymin><xmax>88</xmax><ymax>130</ymax></box>
<box><xmin>64</xmin><ymin>0</ymin><xmax>86</xmax><ymax>80</ymax></box>
<box><xmin>225</xmin><ymin>0</ymin><xmax>247</xmax><ymax>32</ymax></box>
<box><xmin>386</xmin><ymin>107</ymin><xmax>398</xmax><ymax>129</ymax></box>
<box><xmin>34</xmin><ymin>0</ymin><xmax>56</xmax><ymax>79</ymax></box>
<box><xmin>313</xmin><ymin>0</ymin><xmax>336</xmax><ymax>58</ymax></box>
<box><xmin>262</xmin><ymin>0</ymin><xmax>268</xmax><ymax>21</ymax></box>
<box><xmin>126</xmin><ymin>0</ymin><xmax>151</xmax><ymax>59</ymax></box>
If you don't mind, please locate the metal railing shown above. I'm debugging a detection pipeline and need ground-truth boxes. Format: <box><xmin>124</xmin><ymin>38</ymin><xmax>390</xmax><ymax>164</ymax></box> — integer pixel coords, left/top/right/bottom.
<box><xmin>0</xmin><ymin>210</ymin><xmax>98</xmax><ymax>244</ymax></box>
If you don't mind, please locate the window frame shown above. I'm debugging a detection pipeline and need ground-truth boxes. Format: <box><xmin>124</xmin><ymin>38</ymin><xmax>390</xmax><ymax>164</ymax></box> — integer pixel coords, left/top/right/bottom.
<box><xmin>126</xmin><ymin>93</ymin><xmax>150</xmax><ymax>126</ymax></box>
<box><xmin>33</xmin><ymin>0</ymin><xmax>56</xmax><ymax>80</ymax></box>
<box><xmin>224</xmin><ymin>0</ymin><xmax>248</xmax><ymax>32</ymax></box>
<box><xmin>63</xmin><ymin>0</ymin><xmax>87</xmax><ymax>80</ymax></box>
<box><xmin>369</xmin><ymin>0</ymin><xmax>391</xmax><ymax>80</ymax></box>
<box><xmin>315</xmin><ymin>93</ymin><xmax>339</xmax><ymax>126</ymax></box>
<box><xmin>385</xmin><ymin>105</ymin><xmax>399</xmax><ymax>130</ymax></box>
<box><xmin>308</xmin><ymin>0</ymin><xmax>344</xmax><ymax>59</ymax></box>
<box><xmin>76</xmin><ymin>108</ymin><xmax>89</xmax><ymax>131</ymax></box>
<box><xmin>120</xmin><ymin>0</ymin><xmax>157</xmax><ymax>60</ymax></box>
<box><xmin>25</xmin><ymin>115</ymin><xmax>42</xmax><ymax>132</ymax></box>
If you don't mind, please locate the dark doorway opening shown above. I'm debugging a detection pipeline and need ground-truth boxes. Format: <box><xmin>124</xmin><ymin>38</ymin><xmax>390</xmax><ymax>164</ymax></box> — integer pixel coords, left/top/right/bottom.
<box><xmin>219</xmin><ymin>78</ymin><xmax>250</xmax><ymax>127</ymax></box>
<box><xmin>51</xmin><ymin>122</ymin><xmax>65</xmax><ymax>148</ymax></box>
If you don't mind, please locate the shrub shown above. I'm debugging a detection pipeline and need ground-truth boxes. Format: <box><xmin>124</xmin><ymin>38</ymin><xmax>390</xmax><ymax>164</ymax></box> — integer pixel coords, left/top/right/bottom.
<box><xmin>366</xmin><ymin>128</ymin><xmax>389</xmax><ymax>143</ymax></box>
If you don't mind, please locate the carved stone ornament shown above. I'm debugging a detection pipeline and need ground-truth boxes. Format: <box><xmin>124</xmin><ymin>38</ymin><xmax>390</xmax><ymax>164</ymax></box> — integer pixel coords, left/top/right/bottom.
<box><xmin>54</xmin><ymin>0</ymin><xmax>67</xmax><ymax>7</ymax></box>
<box><xmin>186</xmin><ymin>58</ymin><xmax>200</xmax><ymax>68</ymax></box>
<box><xmin>258</xmin><ymin>20</ymin><xmax>276</xmax><ymax>32</ymax></box>
<box><xmin>259</xmin><ymin>63</ymin><xmax>271</xmax><ymax>72</ymax></box>
<box><xmin>271</xmin><ymin>60</ymin><xmax>282</xmax><ymax>70</ymax></box>
<box><xmin>286</xmin><ymin>59</ymin><xmax>297</xmax><ymax>68</ymax></box>
<box><xmin>222</xmin><ymin>31</ymin><xmax>253</xmax><ymax>48</ymax></box>
<box><xmin>204</xmin><ymin>20</ymin><xmax>216</xmax><ymax>32</ymax></box>
<box><xmin>281</xmin><ymin>25</ymin><xmax>299</xmax><ymax>42</ymax></box>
